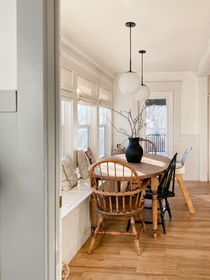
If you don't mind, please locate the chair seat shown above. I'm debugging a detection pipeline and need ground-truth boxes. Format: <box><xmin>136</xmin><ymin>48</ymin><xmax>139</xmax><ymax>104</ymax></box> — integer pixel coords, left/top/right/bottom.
<box><xmin>176</xmin><ymin>161</ymin><xmax>183</xmax><ymax>169</ymax></box>
<box><xmin>175</xmin><ymin>160</ymin><xmax>185</xmax><ymax>175</ymax></box>
<box><xmin>175</xmin><ymin>165</ymin><xmax>185</xmax><ymax>175</ymax></box>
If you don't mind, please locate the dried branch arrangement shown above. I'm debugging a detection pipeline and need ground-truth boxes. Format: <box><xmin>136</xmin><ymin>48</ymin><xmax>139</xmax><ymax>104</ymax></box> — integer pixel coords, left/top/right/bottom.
<box><xmin>108</xmin><ymin>103</ymin><xmax>151</xmax><ymax>138</ymax></box>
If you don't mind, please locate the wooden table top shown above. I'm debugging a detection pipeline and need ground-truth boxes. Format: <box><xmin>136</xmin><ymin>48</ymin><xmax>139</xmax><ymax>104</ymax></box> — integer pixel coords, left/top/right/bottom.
<box><xmin>106</xmin><ymin>154</ymin><xmax>170</xmax><ymax>179</ymax></box>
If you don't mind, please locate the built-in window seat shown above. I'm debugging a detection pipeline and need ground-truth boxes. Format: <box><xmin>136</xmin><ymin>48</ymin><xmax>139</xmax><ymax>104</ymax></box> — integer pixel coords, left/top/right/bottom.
<box><xmin>62</xmin><ymin>179</ymin><xmax>92</xmax><ymax>263</ymax></box>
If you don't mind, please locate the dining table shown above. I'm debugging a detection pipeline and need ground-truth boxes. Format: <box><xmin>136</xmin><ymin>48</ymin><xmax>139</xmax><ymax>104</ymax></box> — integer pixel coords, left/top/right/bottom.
<box><xmin>90</xmin><ymin>153</ymin><xmax>171</xmax><ymax>238</ymax></box>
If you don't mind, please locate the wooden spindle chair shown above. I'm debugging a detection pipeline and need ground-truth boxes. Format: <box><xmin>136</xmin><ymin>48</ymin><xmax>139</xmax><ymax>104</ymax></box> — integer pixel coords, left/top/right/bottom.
<box><xmin>139</xmin><ymin>138</ymin><xmax>157</xmax><ymax>155</ymax></box>
<box><xmin>88</xmin><ymin>159</ymin><xmax>149</xmax><ymax>256</ymax></box>
<box><xmin>111</xmin><ymin>144</ymin><xmax>125</xmax><ymax>155</ymax></box>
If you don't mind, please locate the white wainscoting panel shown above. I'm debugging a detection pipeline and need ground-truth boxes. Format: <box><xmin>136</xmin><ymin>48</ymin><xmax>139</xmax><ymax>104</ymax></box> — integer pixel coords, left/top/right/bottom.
<box><xmin>62</xmin><ymin>179</ymin><xmax>91</xmax><ymax>263</ymax></box>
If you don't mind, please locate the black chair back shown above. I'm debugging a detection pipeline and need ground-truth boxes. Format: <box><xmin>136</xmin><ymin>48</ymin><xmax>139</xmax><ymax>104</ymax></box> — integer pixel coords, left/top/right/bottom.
<box><xmin>158</xmin><ymin>153</ymin><xmax>177</xmax><ymax>197</ymax></box>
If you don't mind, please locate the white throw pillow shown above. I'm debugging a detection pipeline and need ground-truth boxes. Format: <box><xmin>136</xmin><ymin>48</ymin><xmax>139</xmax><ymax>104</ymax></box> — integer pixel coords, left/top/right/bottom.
<box><xmin>61</xmin><ymin>155</ymin><xmax>78</xmax><ymax>191</ymax></box>
<box><xmin>77</xmin><ymin>150</ymin><xmax>90</xmax><ymax>179</ymax></box>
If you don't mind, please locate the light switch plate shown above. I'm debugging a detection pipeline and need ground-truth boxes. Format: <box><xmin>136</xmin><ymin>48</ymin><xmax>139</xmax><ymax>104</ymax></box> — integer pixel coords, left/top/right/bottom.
<box><xmin>0</xmin><ymin>90</ymin><xmax>17</xmax><ymax>112</ymax></box>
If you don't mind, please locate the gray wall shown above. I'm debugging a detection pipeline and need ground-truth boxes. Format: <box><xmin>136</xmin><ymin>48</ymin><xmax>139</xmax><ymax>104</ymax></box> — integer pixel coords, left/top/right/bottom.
<box><xmin>0</xmin><ymin>0</ymin><xmax>56</xmax><ymax>279</ymax></box>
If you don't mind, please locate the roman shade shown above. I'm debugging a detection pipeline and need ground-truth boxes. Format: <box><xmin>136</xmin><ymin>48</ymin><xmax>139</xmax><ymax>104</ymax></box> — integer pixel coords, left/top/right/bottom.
<box><xmin>99</xmin><ymin>88</ymin><xmax>112</xmax><ymax>107</ymax></box>
<box><xmin>77</xmin><ymin>76</ymin><xmax>97</xmax><ymax>103</ymax></box>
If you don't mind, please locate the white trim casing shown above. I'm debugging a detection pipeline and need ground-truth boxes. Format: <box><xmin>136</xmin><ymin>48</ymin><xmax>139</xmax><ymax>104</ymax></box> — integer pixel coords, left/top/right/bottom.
<box><xmin>46</xmin><ymin>0</ymin><xmax>61</xmax><ymax>279</ymax></box>
<box><xmin>145</xmin><ymin>91</ymin><xmax>174</xmax><ymax>157</ymax></box>
<box><xmin>198</xmin><ymin>77</ymin><xmax>208</xmax><ymax>181</ymax></box>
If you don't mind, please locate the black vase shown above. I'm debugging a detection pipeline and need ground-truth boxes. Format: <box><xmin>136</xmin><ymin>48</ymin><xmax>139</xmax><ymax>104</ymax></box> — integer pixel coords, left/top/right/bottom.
<box><xmin>125</xmin><ymin>137</ymin><xmax>143</xmax><ymax>163</ymax></box>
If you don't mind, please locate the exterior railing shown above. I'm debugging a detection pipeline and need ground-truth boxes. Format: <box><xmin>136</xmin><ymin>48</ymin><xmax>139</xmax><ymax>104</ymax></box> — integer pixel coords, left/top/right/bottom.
<box><xmin>146</xmin><ymin>134</ymin><xmax>166</xmax><ymax>153</ymax></box>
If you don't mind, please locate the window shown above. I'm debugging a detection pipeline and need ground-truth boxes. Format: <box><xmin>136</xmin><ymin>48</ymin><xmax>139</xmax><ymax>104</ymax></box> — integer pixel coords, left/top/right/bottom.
<box><xmin>145</xmin><ymin>99</ymin><xmax>167</xmax><ymax>155</ymax></box>
<box><xmin>60</xmin><ymin>69</ymin><xmax>113</xmax><ymax>159</ymax></box>
<box><xmin>99</xmin><ymin>107</ymin><xmax>111</xmax><ymax>158</ymax></box>
<box><xmin>77</xmin><ymin>104</ymin><xmax>92</xmax><ymax>150</ymax></box>
<box><xmin>61</xmin><ymin>99</ymin><xmax>72</xmax><ymax>157</ymax></box>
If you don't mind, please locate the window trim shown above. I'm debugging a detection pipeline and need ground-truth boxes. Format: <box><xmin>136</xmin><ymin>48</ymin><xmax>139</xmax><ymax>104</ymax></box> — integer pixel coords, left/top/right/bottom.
<box><xmin>60</xmin><ymin>97</ymin><xmax>73</xmax><ymax>158</ymax></box>
<box><xmin>99</xmin><ymin>124</ymin><xmax>106</xmax><ymax>158</ymax></box>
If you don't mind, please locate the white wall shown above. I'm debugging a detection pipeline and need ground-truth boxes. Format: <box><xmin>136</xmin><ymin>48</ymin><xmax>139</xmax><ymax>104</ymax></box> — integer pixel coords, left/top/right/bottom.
<box><xmin>113</xmin><ymin>71</ymin><xmax>208</xmax><ymax>181</ymax></box>
<box><xmin>0</xmin><ymin>0</ymin><xmax>17</xmax><ymax>89</ymax></box>
<box><xmin>144</xmin><ymin>72</ymin><xmax>199</xmax><ymax>134</ymax></box>
<box><xmin>0</xmin><ymin>1</ymin><xmax>56</xmax><ymax>279</ymax></box>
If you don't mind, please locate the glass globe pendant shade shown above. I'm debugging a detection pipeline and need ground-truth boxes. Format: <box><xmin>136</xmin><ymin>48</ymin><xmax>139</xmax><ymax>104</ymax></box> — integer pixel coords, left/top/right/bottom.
<box><xmin>134</xmin><ymin>84</ymin><xmax>150</xmax><ymax>101</ymax></box>
<box><xmin>118</xmin><ymin>72</ymin><xmax>140</xmax><ymax>95</ymax></box>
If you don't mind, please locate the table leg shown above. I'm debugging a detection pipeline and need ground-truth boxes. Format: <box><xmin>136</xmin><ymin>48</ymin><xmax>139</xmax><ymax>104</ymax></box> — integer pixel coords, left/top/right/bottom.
<box><xmin>151</xmin><ymin>176</ymin><xmax>159</xmax><ymax>238</ymax></box>
<box><xmin>176</xmin><ymin>174</ymin><xmax>195</xmax><ymax>215</ymax></box>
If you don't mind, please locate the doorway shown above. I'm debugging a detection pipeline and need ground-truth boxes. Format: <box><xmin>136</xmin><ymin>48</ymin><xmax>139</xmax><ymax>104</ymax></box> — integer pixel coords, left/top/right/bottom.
<box><xmin>144</xmin><ymin>91</ymin><xmax>174</xmax><ymax>157</ymax></box>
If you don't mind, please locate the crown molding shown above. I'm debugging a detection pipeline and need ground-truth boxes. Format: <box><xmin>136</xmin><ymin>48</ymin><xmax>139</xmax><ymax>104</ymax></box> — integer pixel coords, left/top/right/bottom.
<box><xmin>60</xmin><ymin>27</ymin><xmax>115</xmax><ymax>82</ymax></box>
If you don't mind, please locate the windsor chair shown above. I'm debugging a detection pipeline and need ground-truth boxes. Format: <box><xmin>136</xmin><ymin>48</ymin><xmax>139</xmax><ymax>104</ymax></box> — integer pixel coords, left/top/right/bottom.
<box><xmin>89</xmin><ymin>159</ymin><xmax>149</xmax><ymax>255</ymax></box>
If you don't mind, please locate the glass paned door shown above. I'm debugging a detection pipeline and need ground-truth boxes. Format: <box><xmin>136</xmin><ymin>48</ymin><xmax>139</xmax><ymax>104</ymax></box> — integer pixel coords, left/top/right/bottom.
<box><xmin>146</xmin><ymin>99</ymin><xmax>167</xmax><ymax>155</ymax></box>
<box><xmin>144</xmin><ymin>92</ymin><xmax>174</xmax><ymax>157</ymax></box>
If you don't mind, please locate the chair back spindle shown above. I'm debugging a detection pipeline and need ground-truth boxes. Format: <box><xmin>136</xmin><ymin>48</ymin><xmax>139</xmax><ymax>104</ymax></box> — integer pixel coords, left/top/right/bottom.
<box><xmin>139</xmin><ymin>138</ymin><xmax>157</xmax><ymax>155</ymax></box>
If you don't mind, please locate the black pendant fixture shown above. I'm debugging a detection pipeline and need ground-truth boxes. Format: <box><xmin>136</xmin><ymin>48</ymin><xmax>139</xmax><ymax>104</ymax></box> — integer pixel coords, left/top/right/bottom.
<box><xmin>134</xmin><ymin>50</ymin><xmax>150</xmax><ymax>101</ymax></box>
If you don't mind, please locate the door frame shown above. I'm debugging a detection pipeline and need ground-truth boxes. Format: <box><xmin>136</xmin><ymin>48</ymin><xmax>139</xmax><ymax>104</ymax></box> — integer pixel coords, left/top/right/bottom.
<box><xmin>146</xmin><ymin>91</ymin><xmax>174</xmax><ymax>157</ymax></box>
<box><xmin>44</xmin><ymin>0</ymin><xmax>61</xmax><ymax>279</ymax></box>
<box><xmin>146</xmin><ymin>81</ymin><xmax>182</xmax><ymax>157</ymax></box>
<box><xmin>46</xmin><ymin>0</ymin><xmax>61</xmax><ymax>279</ymax></box>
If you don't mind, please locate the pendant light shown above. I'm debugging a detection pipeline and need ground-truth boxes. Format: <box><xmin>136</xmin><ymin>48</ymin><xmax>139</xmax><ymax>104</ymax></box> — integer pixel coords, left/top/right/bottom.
<box><xmin>134</xmin><ymin>50</ymin><xmax>150</xmax><ymax>101</ymax></box>
<box><xmin>118</xmin><ymin>22</ymin><xmax>140</xmax><ymax>95</ymax></box>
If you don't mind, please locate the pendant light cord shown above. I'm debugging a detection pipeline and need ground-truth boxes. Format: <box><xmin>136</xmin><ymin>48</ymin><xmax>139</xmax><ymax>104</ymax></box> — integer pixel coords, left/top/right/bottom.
<box><xmin>129</xmin><ymin>26</ymin><xmax>132</xmax><ymax>72</ymax></box>
<box><xmin>125</xmin><ymin>22</ymin><xmax>136</xmax><ymax>72</ymax></box>
<box><xmin>139</xmin><ymin>50</ymin><xmax>146</xmax><ymax>85</ymax></box>
<box><xmin>141</xmin><ymin>52</ymin><xmax>143</xmax><ymax>85</ymax></box>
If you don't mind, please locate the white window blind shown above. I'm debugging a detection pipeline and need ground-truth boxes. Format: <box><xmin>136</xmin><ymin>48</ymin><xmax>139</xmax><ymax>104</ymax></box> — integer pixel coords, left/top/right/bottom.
<box><xmin>77</xmin><ymin>76</ymin><xmax>97</xmax><ymax>103</ymax></box>
<box><xmin>61</xmin><ymin>67</ymin><xmax>73</xmax><ymax>92</ymax></box>
<box><xmin>99</xmin><ymin>88</ymin><xmax>112</xmax><ymax>107</ymax></box>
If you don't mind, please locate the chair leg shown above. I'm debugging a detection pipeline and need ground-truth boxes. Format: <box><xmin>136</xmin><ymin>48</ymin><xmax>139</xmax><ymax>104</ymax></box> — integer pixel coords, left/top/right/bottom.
<box><xmin>138</xmin><ymin>212</ymin><xmax>146</xmax><ymax>233</ymax></box>
<box><xmin>165</xmin><ymin>198</ymin><xmax>172</xmax><ymax>219</ymax></box>
<box><xmin>126</xmin><ymin>219</ymin><xmax>131</xmax><ymax>232</ymax></box>
<box><xmin>176</xmin><ymin>174</ymin><xmax>195</xmax><ymax>214</ymax></box>
<box><xmin>88</xmin><ymin>216</ymin><xmax>104</xmax><ymax>254</ymax></box>
<box><xmin>159</xmin><ymin>200</ymin><xmax>166</xmax><ymax>234</ymax></box>
<box><xmin>130</xmin><ymin>216</ymin><xmax>141</xmax><ymax>256</ymax></box>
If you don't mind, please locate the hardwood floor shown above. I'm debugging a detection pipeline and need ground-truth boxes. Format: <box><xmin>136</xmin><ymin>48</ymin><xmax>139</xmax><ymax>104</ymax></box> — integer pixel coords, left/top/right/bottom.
<box><xmin>69</xmin><ymin>181</ymin><xmax>210</xmax><ymax>280</ymax></box>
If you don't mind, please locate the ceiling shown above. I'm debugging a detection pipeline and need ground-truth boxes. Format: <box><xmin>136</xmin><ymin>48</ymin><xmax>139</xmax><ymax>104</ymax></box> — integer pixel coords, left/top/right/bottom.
<box><xmin>61</xmin><ymin>0</ymin><xmax>210</xmax><ymax>73</ymax></box>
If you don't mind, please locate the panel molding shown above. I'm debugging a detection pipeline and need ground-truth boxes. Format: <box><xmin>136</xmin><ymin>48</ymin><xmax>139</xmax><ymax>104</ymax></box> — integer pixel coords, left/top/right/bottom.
<box><xmin>0</xmin><ymin>90</ymin><xmax>17</xmax><ymax>112</ymax></box>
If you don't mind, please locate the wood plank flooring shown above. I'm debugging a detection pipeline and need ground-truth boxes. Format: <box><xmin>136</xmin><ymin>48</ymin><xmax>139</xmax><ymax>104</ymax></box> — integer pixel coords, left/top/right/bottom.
<box><xmin>69</xmin><ymin>181</ymin><xmax>210</xmax><ymax>280</ymax></box>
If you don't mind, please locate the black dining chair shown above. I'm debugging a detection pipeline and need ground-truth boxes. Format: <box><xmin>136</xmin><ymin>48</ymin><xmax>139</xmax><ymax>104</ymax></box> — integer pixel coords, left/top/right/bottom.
<box><xmin>126</xmin><ymin>153</ymin><xmax>177</xmax><ymax>234</ymax></box>
<box><xmin>145</xmin><ymin>153</ymin><xmax>177</xmax><ymax>234</ymax></box>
